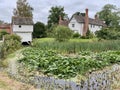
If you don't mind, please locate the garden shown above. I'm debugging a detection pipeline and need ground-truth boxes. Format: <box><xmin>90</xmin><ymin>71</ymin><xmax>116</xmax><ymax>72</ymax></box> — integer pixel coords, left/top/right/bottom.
<box><xmin>15</xmin><ymin>38</ymin><xmax>120</xmax><ymax>89</ymax></box>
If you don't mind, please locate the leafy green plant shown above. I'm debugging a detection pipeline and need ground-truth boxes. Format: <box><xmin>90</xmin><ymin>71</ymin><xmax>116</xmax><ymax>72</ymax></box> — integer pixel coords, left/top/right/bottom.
<box><xmin>72</xmin><ymin>32</ymin><xmax>80</xmax><ymax>38</ymax></box>
<box><xmin>18</xmin><ymin>47</ymin><xmax>120</xmax><ymax>79</ymax></box>
<box><xmin>54</xmin><ymin>25</ymin><xmax>73</xmax><ymax>42</ymax></box>
<box><xmin>0</xmin><ymin>30</ymin><xmax>9</xmax><ymax>40</ymax></box>
<box><xmin>1</xmin><ymin>34</ymin><xmax>21</xmax><ymax>58</ymax></box>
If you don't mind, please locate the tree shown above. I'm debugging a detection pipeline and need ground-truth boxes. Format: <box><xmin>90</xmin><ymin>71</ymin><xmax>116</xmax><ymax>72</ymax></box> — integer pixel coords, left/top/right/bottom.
<box><xmin>33</xmin><ymin>22</ymin><xmax>46</xmax><ymax>38</ymax></box>
<box><xmin>54</xmin><ymin>25</ymin><xmax>73</xmax><ymax>42</ymax></box>
<box><xmin>95</xmin><ymin>4</ymin><xmax>120</xmax><ymax>40</ymax></box>
<box><xmin>47</xmin><ymin>6</ymin><xmax>66</xmax><ymax>28</ymax></box>
<box><xmin>97</xmin><ymin>4</ymin><xmax>120</xmax><ymax>27</ymax></box>
<box><xmin>13</xmin><ymin>0</ymin><xmax>33</xmax><ymax>17</ymax></box>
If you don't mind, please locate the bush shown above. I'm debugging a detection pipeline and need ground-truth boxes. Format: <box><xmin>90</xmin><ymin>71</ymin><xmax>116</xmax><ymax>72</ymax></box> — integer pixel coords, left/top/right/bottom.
<box><xmin>72</xmin><ymin>32</ymin><xmax>80</xmax><ymax>38</ymax></box>
<box><xmin>81</xmin><ymin>30</ymin><xmax>94</xmax><ymax>39</ymax></box>
<box><xmin>54</xmin><ymin>25</ymin><xmax>73</xmax><ymax>42</ymax></box>
<box><xmin>1</xmin><ymin>34</ymin><xmax>21</xmax><ymax>58</ymax></box>
<box><xmin>46</xmin><ymin>24</ymin><xmax>57</xmax><ymax>38</ymax></box>
<box><xmin>0</xmin><ymin>30</ymin><xmax>8</xmax><ymax>40</ymax></box>
<box><xmin>95</xmin><ymin>28</ymin><xmax>120</xmax><ymax>40</ymax></box>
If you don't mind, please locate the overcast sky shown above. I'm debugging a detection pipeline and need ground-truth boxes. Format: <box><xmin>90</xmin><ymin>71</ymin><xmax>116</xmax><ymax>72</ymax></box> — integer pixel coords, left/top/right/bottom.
<box><xmin>0</xmin><ymin>0</ymin><xmax>120</xmax><ymax>24</ymax></box>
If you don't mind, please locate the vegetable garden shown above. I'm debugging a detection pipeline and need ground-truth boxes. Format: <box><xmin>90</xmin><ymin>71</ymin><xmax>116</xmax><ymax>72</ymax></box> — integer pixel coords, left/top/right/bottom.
<box><xmin>32</xmin><ymin>39</ymin><xmax>120</xmax><ymax>53</ymax></box>
<box><xmin>18</xmin><ymin>39</ymin><xmax>120</xmax><ymax>79</ymax></box>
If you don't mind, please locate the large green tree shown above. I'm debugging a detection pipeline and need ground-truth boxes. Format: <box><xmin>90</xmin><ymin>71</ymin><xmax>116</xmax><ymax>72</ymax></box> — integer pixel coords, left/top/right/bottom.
<box><xmin>13</xmin><ymin>0</ymin><xmax>33</xmax><ymax>17</ymax></box>
<box><xmin>47</xmin><ymin>6</ymin><xmax>66</xmax><ymax>28</ymax></box>
<box><xmin>33</xmin><ymin>22</ymin><xmax>46</xmax><ymax>38</ymax></box>
<box><xmin>96</xmin><ymin>4</ymin><xmax>120</xmax><ymax>40</ymax></box>
<box><xmin>97</xmin><ymin>4</ymin><xmax>120</xmax><ymax>27</ymax></box>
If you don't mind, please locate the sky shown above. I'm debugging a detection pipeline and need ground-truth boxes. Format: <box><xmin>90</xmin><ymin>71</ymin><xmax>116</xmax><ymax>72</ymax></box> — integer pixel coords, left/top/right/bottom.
<box><xmin>0</xmin><ymin>0</ymin><xmax>120</xmax><ymax>24</ymax></box>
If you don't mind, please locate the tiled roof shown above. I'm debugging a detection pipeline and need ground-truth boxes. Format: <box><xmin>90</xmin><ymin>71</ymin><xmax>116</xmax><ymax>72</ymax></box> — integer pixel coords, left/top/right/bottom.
<box><xmin>71</xmin><ymin>14</ymin><xmax>106</xmax><ymax>27</ymax></box>
<box><xmin>59</xmin><ymin>20</ymin><xmax>69</xmax><ymax>26</ymax></box>
<box><xmin>89</xmin><ymin>18</ymin><xmax>106</xmax><ymax>26</ymax></box>
<box><xmin>12</xmin><ymin>16</ymin><xmax>33</xmax><ymax>25</ymax></box>
<box><xmin>0</xmin><ymin>24</ymin><xmax>11</xmax><ymax>29</ymax></box>
<box><xmin>74</xmin><ymin>14</ymin><xmax>84</xmax><ymax>23</ymax></box>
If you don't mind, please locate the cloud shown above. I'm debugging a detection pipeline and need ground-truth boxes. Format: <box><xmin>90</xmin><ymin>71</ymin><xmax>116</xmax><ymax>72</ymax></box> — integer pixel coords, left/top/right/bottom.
<box><xmin>0</xmin><ymin>0</ymin><xmax>120</xmax><ymax>24</ymax></box>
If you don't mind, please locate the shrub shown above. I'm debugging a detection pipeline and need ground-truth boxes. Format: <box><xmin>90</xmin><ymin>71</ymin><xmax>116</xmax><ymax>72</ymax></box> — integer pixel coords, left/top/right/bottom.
<box><xmin>54</xmin><ymin>25</ymin><xmax>73</xmax><ymax>42</ymax></box>
<box><xmin>72</xmin><ymin>32</ymin><xmax>80</xmax><ymax>38</ymax></box>
<box><xmin>46</xmin><ymin>24</ymin><xmax>57</xmax><ymax>38</ymax></box>
<box><xmin>1</xmin><ymin>34</ymin><xmax>21</xmax><ymax>58</ymax></box>
<box><xmin>95</xmin><ymin>28</ymin><xmax>120</xmax><ymax>40</ymax></box>
<box><xmin>0</xmin><ymin>30</ymin><xmax>9</xmax><ymax>40</ymax></box>
<box><xmin>86</xmin><ymin>30</ymin><xmax>94</xmax><ymax>39</ymax></box>
<box><xmin>81</xmin><ymin>30</ymin><xmax>94</xmax><ymax>39</ymax></box>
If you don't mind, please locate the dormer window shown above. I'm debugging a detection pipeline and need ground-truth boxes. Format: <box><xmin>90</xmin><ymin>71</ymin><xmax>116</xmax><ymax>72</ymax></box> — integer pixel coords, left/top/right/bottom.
<box><xmin>19</xmin><ymin>25</ymin><xmax>21</xmax><ymax>28</ymax></box>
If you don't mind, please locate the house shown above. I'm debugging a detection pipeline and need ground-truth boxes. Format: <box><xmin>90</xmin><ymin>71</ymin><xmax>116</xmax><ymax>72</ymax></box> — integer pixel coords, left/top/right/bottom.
<box><xmin>68</xmin><ymin>9</ymin><xmax>106</xmax><ymax>36</ymax></box>
<box><xmin>12</xmin><ymin>16</ymin><xmax>33</xmax><ymax>43</ymax></box>
<box><xmin>0</xmin><ymin>24</ymin><xmax>11</xmax><ymax>33</ymax></box>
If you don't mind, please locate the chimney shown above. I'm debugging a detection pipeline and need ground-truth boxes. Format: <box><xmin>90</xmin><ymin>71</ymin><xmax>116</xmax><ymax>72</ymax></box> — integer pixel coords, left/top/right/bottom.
<box><xmin>95</xmin><ymin>14</ymin><xmax>98</xmax><ymax>20</ymax></box>
<box><xmin>59</xmin><ymin>15</ymin><xmax>62</xmax><ymax>25</ymax></box>
<box><xmin>83</xmin><ymin>8</ymin><xmax>89</xmax><ymax>36</ymax></box>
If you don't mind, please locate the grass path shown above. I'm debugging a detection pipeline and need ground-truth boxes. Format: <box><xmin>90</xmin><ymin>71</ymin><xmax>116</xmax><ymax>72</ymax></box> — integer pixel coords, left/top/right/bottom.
<box><xmin>0</xmin><ymin>48</ymin><xmax>36</xmax><ymax>90</ymax></box>
<box><xmin>0</xmin><ymin>72</ymin><xmax>35</xmax><ymax>90</ymax></box>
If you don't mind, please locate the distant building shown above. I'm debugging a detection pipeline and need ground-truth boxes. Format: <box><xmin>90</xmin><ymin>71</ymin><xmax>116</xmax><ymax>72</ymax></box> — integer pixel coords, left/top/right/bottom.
<box><xmin>59</xmin><ymin>16</ymin><xmax>69</xmax><ymax>27</ymax></box>
<box><xmin>0</xmin><ymin>24</ymin><xmax>11</xmax><ymax>33</ymax></box>
<box><xmin>68</xmin><ymin>9</ymin><xmax>106</xmax><ymax>36</ymax></box>
<box><xmin>12</xmin><ymin>16</ymin><xmax>33</xmax><ymax>43</ymax></box>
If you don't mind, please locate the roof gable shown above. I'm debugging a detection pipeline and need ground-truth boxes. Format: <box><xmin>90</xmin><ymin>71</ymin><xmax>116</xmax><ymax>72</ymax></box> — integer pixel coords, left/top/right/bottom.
<box><xmin>12</xmin><ymin>16</ymin><xmax>33</xmax><ymax>25</ymax></box>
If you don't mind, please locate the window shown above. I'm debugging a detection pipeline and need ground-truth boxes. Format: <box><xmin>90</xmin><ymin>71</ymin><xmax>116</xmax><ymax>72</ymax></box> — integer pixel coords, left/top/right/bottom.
<box><xmin>99</xmin><ymin>26</ymin><xmax>102</xmax><ymax>28</ymax></box>
<box><xmin>72</xmin><ymin>24</ymin><xmax>75</xmax><ymax>27</ymax></box>
<box><xmin>19</xmin><ymin>25</ymin><xmax>21</xmax><ymax>28</ymax></box>
<box><xmin>91</xmin><ymin>24</ymin><xmax>92</xmax><ymax>28</ymax></box>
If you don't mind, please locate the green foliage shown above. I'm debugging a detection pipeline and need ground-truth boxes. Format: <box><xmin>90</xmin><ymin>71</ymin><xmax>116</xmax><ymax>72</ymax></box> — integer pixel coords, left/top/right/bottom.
<box><xmin>1</xmin><ymin>34</ymin><xmax>21</xmax><ymax>58</ymax></box>
<box><xmin>46</xmin><ymin>24</ymin><xmax>57</xmax><ymax>38</ymax></box>
<box><xmin>72</xmin><ymin>32</ymin><xmax>80</xmax><ymax>38</ymax></box>
<box><xmin>0</xmin><ymin>30</ymin><xmax>9</xmax><ymax>40</ymax></box>
<box><xmin>54</xmin><ymin>25</ymin><xmax>73</xmax><ymax>42</ymax></box>
<box><xmin>81</xmin><ymin>30</ymin><xmax>94</xmax><ymax>39</ymax></box>
<box><xmin>13</xmin><ymin>0</ymin><xmax>33</xmax><ymax>17</ymax></box>
<box><xmin>86</xmin><ymin>30</ymin><xmax>94</xmax><ymax>39</ymax></box>
<box><xmin>95</xmin><ymin>28</ymin><xmax>120</xmax><ymax>40</ymax></box>
<box><xmin>19</xmin><ymin>48</ymin><xmax>120</xmax><ymax>79</ymax></box>
<box><xmin>47</xmin><ymin>6</ymin><xmax>66</xmax><ymax>28</ymax></box>
<box><xmin>32</xmin><ymin>38</ymin><xmax>120</xmax><ymax>53</ymax></box>
<box><xmin>97</xmin><ymin>4</ymin><xmax>120</xmax><ymax>27</ymax></box>
<box><xmin>33</xmin><ymin>22</ymin><xmax>46</xmax><ymax>38</ymax></box>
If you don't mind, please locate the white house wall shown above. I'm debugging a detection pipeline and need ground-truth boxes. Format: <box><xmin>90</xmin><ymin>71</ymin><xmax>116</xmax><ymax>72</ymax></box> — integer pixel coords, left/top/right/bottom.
<box><xmin>69</xmin><ymin>17</ymin><xmax>83</xmax><ymax>35</ymax></box>
<box><xmin>12</xmin><ymin>25</ymin><xmax>33</xmax><ymax>42</ymax></box>
<box><xmin>15</xmin><ymin>32</ymin><xmax>32</xmax><ymax>42</ymax></box>
<box><xmin>69</xmin><ymin>18</ymin><xmax>103</xmax><ymax>35</ymax></box>
<box><xmin>89</xmin><ymin>24</ymin><xmax>102</xmax><ymax>33</ymax></box>
<box><xmin>12</xmin><ymin>25</ymin><xmax>33</xmax><ymax>32</ymax></box>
